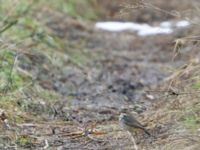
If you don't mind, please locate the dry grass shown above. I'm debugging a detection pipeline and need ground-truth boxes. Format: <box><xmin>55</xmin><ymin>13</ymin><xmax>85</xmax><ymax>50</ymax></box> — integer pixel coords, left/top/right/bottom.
<box><xmin>116</xmin><ymin>1</ymin><xmax>200</xmax><ymax>149</ymax></box>
<box><xmin>142</xmin><ymin>55</ymin><xmax>200</xmax><ymax>149</ymax></box>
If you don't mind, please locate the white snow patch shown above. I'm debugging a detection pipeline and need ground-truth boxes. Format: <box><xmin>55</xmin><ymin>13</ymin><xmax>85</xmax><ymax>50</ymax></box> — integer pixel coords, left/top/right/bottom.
<box><xmin>95</xmin><ymin>22</ymin><xmax>173</xmax><ymax>36</ymax></box>
<box><xmin>160</xmin><ymin>21</ymin><xmax>172</xmax><ymax>28</ymax></box>
<box><xmin>95</xmin><ymin>22</ymin><xmax>148</xmax><ymax>32</ymax></box>
<box><xmin>95</xmin><ymin>20</ymin><xmax>190</xmax><ymax>36</ymax></box>
<box><xmin>176</xmin><ymin>20</ymin><xmax>190</xmax><ymax>27</ymax></box>
<box><xmin>138</xmin><ymin>26</ymin><xmax>173</xmax><ymax>36</ymax></box>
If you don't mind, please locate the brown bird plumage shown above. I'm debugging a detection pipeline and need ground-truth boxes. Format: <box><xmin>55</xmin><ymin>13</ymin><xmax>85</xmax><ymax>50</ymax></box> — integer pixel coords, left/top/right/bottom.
<box><xmin>119</xmin><ymin>111</ymin><xmax>150</xmax><ymax>136</ymax></box>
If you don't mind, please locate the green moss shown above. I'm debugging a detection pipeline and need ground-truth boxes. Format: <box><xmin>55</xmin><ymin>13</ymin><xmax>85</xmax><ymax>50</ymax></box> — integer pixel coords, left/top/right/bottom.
<box><xmin>181</xmin><ymin>104</ymin><xmax>200</xmax><ymax>130</ymax></box>
<box><xmin>62</xmin><ymin>0</ymin><xmax>77</xmax><ymax>16</ymax></box>
<box><xmin>3</xmin><ymin>18</ymin><xmax>44</xmax><ymax>43</ymax></box>
<box><xmin>192</xmin><ymin>81</ymin><xmax>200</xmax><ymax>89</ymax></box>
<box><xmin>0</xmin><ymin>50</ymin><xmax>27</xmax><ymax>92</ymax></box>
<box><xmin>0</xmin><ymin>0</ymin><xmax>30</xmax><ymax>16</ymax></box>
<box><xmin>183</xmin><ymin>116</ymin><xmax>200</xmax><ymax>129</ymax></box>
<box><xmin>15</xmin><ymin>0</ymin><xmax>31</xmax><ymax>16</ymax></box>
<box><xmin>14</xmin><ymin>115</ymin><xmax>26</xmax><ymax>124</ymax></box>
<box><xmin>0</xmin><ymin>96</ymin><xmax>16</xmax><ymax>109</ymax></box>
<box><xmin>38</xmin><ymin>0</ymin><xmax>98</xmax><ymax>20</ymax></box>
<box><xmin>68</xmin><ymin>50</ymin><xmax>89</xmax><ymax>66</ymax></box>
<box><xmin>16</xmin><ymin>135</ymin><xmax>35</xmax><ymax>148</ymax></box>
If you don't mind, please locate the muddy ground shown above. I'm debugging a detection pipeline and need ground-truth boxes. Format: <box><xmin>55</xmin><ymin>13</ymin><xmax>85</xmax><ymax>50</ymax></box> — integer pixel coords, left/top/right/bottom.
<box><xmin>0</xmin><ymin>1</ymin><xmax>200</xmax><ymax>150</ymax></box>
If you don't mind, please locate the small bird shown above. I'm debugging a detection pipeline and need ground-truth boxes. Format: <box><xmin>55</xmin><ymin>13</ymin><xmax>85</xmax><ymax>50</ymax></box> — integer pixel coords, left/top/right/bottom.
<box><xmin>119</xmin><ymin>110</ymin><xmax>151</xmax><ymax>136</ymax></box>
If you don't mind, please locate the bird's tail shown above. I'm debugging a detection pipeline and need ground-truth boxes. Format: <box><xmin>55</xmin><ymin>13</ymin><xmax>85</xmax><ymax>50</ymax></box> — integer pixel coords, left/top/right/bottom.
<box><xmin>144</xmin><ymin>129</ymin><xmax>151</xmax><ymax>136</ymax></box>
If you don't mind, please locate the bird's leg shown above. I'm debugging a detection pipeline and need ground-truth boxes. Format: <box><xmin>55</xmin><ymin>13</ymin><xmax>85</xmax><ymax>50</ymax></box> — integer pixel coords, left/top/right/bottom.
<box><xmin>128</xmin><ymin>131</ymin><xmax>138</xmax><ymax>150</ymax></box>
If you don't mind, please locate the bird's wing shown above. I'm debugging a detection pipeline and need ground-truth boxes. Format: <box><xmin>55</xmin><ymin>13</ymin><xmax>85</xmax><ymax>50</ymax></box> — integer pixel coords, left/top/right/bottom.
<box><xmin>123</xmin><ymin>114</ymin><xmax>145</xmax><ymax>129</ymax></box>
<box><xmin>122</xmin><ymin>114</ymin><xmax>151</xmax><ymax>136</ymax></box>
